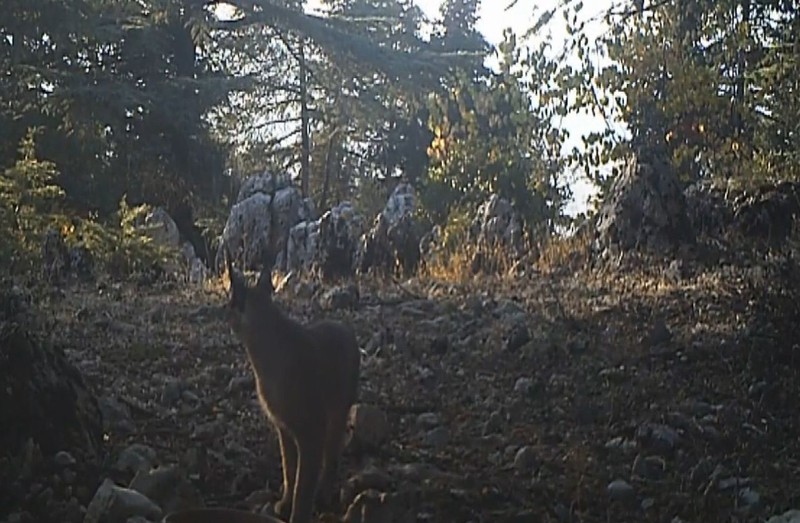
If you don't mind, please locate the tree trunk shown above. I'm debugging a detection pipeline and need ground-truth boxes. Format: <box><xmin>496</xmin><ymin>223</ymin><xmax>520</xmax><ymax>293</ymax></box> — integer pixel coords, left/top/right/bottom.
<box><xmin>299</xmin><ymin>40</ymin><xmax>311</xmax><ymax>197</ymax></box>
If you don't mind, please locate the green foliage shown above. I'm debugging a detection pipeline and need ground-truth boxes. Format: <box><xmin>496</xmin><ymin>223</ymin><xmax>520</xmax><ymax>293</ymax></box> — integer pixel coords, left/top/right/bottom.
<box><xmin>1</xmin><ymin>0</ymin><xmax>233</xmax><ymax>218</ymax></box>
<box><xmin>0</xmin><ymin>128</ymin><xmax>65</xmax><ymax>269</ymax></box>
<box><xmin>0</xmin><ymin>128</ymin><xmax>179</xmax><ymax>278</ymax></box>
<box><xmin>72</xmin><ymin>196</ymin><xmax>180</xmax><ymax>278</ymax></box>
<box><xmin>422</xmin><ymin>31</ymin><xmax>570</xmax><ymax>238</ymax></box>
<box><xmin>546</xmin><ymin>0</ymin><xmax>800</xmax><ymax>196</ymax></box>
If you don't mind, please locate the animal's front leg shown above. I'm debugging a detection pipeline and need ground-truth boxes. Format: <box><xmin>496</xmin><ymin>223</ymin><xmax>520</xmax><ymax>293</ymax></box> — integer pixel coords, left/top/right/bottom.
<box><xmin>316</xmin><ymin>411</ymin><xmax>348</xmax><ymax>511</ymax></box>
<box><xmin>290</xmin><ymin>436</ymin><xmax>324</xmax><ymax>523</ymax></box>
<box><xmin>274</xmin><ymin>426</ymin><xmax>298</xmax><ymax>520</ymax></box>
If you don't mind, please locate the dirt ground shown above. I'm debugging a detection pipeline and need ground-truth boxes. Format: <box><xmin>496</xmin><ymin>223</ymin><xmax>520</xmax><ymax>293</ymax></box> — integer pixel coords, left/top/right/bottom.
<box><xmin>33</xmin><ymin>255</ymin><xmax>800</xmax><ymax>523</ymax></box>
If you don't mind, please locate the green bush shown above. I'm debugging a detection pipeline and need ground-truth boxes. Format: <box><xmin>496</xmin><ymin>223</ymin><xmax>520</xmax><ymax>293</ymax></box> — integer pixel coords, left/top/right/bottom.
<box><xmin>0</xmin><ymin>128</ymin><xmax>66</xmax><ymax>272</ymax></box>
<box><xmin>0</xmin><ymin>128</ymin><xmax>180</xmax><ymax>279</ymax></box>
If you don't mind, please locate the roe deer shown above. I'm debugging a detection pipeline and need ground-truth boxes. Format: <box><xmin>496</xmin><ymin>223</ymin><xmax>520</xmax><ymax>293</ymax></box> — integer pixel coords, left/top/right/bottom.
<box><xmin>223</xmin><ymin>230</ymin><xmax>360</xmax><ymax>523</ymax></box>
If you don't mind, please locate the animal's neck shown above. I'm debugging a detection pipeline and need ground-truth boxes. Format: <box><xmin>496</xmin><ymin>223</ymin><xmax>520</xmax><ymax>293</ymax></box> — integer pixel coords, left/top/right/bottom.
<box><xmin>242</xmin><ymin>300</ymin><xmax>299</xmax><ymax>379</ymax></box>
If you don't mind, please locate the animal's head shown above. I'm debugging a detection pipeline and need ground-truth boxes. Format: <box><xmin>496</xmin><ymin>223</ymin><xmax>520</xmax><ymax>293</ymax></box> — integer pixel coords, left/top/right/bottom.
<box><xmin>224</xmin><ymin>186</ymin><xmax>281</xmax><ymax>339</ymax></box>
<box><xmin>224</xmin><ymin>246</ymin><xmax>276</xmax><ymax>339</ymax></box>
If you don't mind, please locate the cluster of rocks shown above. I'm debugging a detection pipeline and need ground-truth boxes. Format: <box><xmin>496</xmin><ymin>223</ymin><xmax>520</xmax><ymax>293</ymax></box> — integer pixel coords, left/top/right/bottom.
<box><xmin>40</xmin><ymin>168</ymin><xmax>532</xmax><ymax>285</ymax></box>
<box><xmin>592</xmin><ymin>153</ymin><xmax>800</xmax><ymax>261</ymax></box>
<box><xmin>215</xmin><ymin>170</ymin><xmax>535</xmax><ymax>281</ymax></box>
<box><xmin>134</xmin><ymin>207</ymin><xmax>209</xmax><ymax>284</ymax></box>
<box><xmin>355</xmin><ymin>182</ymin><xmax>421</xmax><ymax>277</ymax></box>
<box><xmin>216</xmin><ymin>173</ymin><xmax>426</xmax><ymax>281</ymax></box>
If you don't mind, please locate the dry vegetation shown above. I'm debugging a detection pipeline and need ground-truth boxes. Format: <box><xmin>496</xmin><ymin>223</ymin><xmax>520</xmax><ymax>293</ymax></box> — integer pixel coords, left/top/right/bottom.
<box><xmin>29</xmin><ymin>238</ymin><xmax>800</xmax><ymax>523</ymax></box>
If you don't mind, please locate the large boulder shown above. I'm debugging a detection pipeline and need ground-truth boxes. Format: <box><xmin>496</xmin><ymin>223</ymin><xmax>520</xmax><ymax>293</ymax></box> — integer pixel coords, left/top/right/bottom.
<box><xmin>683</xmin><ymin>180</ymin><xmax>733</xmax><ymax>241</ymax></box>
<box><xmin>317</xmin><ymin>201</ymin><xmax>366</xmax><ymax>281</ymax></box>
<box><xmin>467</xmin><ymin>194</ymin><xmax>525</xmax><ymax>273</ymax></box>
<box><xmin>284</xmin><ymin>201</ymin><xmax>365</xmax><ymax>281</ymax></box>
<box><xmin>216</xmin><ymin>172</ymin><xmax>313</xmax><ymax>272</ymax></box>
<box><xmin>356</xmin><ymin>182</ymin><xmax>422</xmax><ymax>277</ymax></box>
<box><xmin>286</xmin><ymin>219</ymin><xmax>321</xmax><ymax>273</ymax></box>
<box><xmin>0</xmin><ymin>282</ymin><xmax>104</xmax><ymax>517</ymax></box>
<box><xmin>594</xmin><ymin>155</ymin><xmax>694</xmax><ymax>258</ymax></box>
<box><xmin>133</xmin><ymin>207</ymin><xmax>209</xmax><ymax>283</ymax></box>
<box><xmin>730</xmin><ymin>180</ymin><xmax>800</xmax><ymax>247</ymax></box>
<box><xmin>135</xmin><ymin>207</ymin><xmax>181</xmax><ymax>249</ymax></box>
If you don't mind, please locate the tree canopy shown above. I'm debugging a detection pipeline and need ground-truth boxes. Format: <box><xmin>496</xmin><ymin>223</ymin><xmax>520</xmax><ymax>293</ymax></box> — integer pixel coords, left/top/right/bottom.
<box><xmin>2</xmin><ymin>0</ymin><xmax>799</xmax><ymax>270</ymax></box>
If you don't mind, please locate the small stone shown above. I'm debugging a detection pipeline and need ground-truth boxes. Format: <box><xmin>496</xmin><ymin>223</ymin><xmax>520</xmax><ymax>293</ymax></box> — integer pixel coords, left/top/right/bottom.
<box><xmin>605</xmin><ymin>436</ymin><xmax>637</xmax><ymax>452</ymax></box>
<box><xmin>5</xmin><ymin>512</ymin><xmax>34</xmax><ymax>523</ymax></box>
<box><xmin>64</xmin><ymin>497</ymin><xmax>85</xmax><ymax>523</ymax></box>
<box><xmin>749</xmin><ymin>381</ymin><xmax>768</xmax><ymax>399</ymax></box>
<box><xmin>607</xmin><ymin>479</ymin><xmax>635</xmax><ymax>502</ymax></box>
<box><xmin>418</xmin><ymin>366</ymin><xmax>435</xmax><ymax>381</ymax></box>
<box><xmin>766</xmin><ymin>510</ymin><xmax>800</xmax><ymax>523</ymax></box>
<box><xmin>494</xmin><ymin>300</ymin><xmax>526</xmax><ymax>321</ymax></box>
<box><xmin>340</xmin><ymin>465</ymin><xmax>393</xmax><ymax>507</ymax></box>
<box><xmin>429</xmin><ymin>335</ymin><xmax>450</xmax><ymax>355</ymax></box>
<box><xmin>513</xmin><ymin>377</ymin><xmax>533</xmax><ymax>395</ymax></box>
<box><xmin>632</xmin><ymin>454</ymin><xmax>666</xmax><ymax>481</ymax></box>
<box><xmin>553</xmin><ymin>503</ymin><xmax>570</xmax><ymax>522</ymax></box>
<box><xmin>505</xmin><ymin>324</ymin><xmax>531</xmax><ymax>352</ymax></box>
<box><xmin>641</xmin><ymin>497</ymin><xmax>655</xmax><ymax>510</ymax></box>
<box><xmin>244</xmin><ymin>490</ymin><xmax>271</xmax><ymax>510</ymax></box>
<box><xmin>738</xmin><ymin>487</ymin><xmax>761</xmax><ymax>510</ymax></box>
<box><xmin>98</xmin><ymin>396</ymin><xmax>136</xmax><ymax>434</ymax></box>
<box><xmin>685</xmin><ymin>400</ymin><xmax>714</xmax><ymax>417</ymax></box>
<box><xmin>416</xmin><ymin>412</ymin><xmax>441</xmax><ymax>429</ymax></box>
<box><xmin>513</xmin><ymin>446</ymin><xmax>537</xmax><ymax>471</ymax></box>
<box><xmin>566</xmin><ymin>338</ymin><xmax>588</xmax><ymax>356</ymax></box>
<box><xmin>321</xmin><ymin>284</ymin><xmax>359</xmax><ymax>310</ymax></box>
<box><xmin>482</xmin><ymin>410</ymin><xmax>503</xmax><ymax>436</ymax></box>
<box><xmin>115</xmin><ymin>444</ymin><xmax>158</xmax><ymax>474</ymax></box>
<box><xmin>62</xmin><ymin>469</ymin><xmax>77</xmax><ymax>484</ymax></box>
<box><xmin>54</xmin><ymin>451</ymin><xmax>77</xmax><ymax>467</ymax></box>
<box><xmin>181</xmin><ymin>390</ymin><xmax>200</xmax><ymax>403</ymax></box>
<box><xmin>349</xmin><ymin>404</ymin><xmax>390</xmax><ymax>449</ymax></box>
<box><xmin>718</xmin><ymin>477</ymin><xmax>751</xmax><ymax>490</ymax></box>
<box><xmin>162</xmin><ymin>377</ymin><xmax>183</xmax><ymax>404</ymax></box>
<box><xmin>84</xmin><ymin>478</ymin><xmax>162</xmax><ymax>523</ymax></box>
<box><xmin>423</xmin><ymin>427</ymin><xmax>449</xmax><ymax>448</ymax></box>
<box><xmin>129</xmin><ymin>465</ymin><xmax>204</xmax><ymax>514</ymax></box>
<box><xmin>700</xmin><ymin>424</ymin><xmax>721</xmax><ymax>441</ymax></box>
<box><xmin>227</xmin><ymin>375</ymin><xmax>254</xmax><ymax>393</ymax></box>
<box><xmin>647</xmin><ymin>317</ymin><xmax>672</xmax><ymax>346</ymax></box>
<box><xmin>636</xmin><ymin>422</ymin><xmax>680</xmax><ymax>454</ymax></box>
<box><xmin>364</xmin><ymin>332</ymin><xmax>384</xmax><ymax>354</ymax></box>
<box><xmin>192</xmin><ymin>420</ymin><xmax>223</xmax><ymax>439</ymax></box>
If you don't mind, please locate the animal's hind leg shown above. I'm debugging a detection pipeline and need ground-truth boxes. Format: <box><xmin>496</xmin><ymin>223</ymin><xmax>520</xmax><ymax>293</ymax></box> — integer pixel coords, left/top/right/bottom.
<box><xmin>290</xmin><ymin>435</ymin><xmax>324</xmax><ymax>523</ymax></box>
<box><xmin>316</xmin><ymin>410</ymin><xmax>349</xmax><ymax>511</ymax></box>
<box><xmin>274</xmin><ymin>426</ymin><xmax>298</xmax><ymax>520</ymax></box>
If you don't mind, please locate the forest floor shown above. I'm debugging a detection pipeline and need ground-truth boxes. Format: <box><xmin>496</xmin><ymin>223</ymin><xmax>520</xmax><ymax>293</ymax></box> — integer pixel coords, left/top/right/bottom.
<box><xmin>37</xmin><ymin>255</ymin><xmax>800</xmax><ymax>523</ymax></box>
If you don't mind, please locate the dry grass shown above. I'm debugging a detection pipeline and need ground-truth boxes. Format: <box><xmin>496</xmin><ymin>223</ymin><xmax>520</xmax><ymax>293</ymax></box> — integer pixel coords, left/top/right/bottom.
<box><xmin>536</xmin><ymin>227</ymin><xmax>593</xmax><ymax>275</ymax></box>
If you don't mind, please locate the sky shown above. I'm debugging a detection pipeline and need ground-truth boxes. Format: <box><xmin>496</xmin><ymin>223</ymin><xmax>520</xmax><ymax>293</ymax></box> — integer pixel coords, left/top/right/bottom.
<box><xmin>417</xmin><ymin>0</ymin><xmax>618</xmax><ymax>215</ymax></box>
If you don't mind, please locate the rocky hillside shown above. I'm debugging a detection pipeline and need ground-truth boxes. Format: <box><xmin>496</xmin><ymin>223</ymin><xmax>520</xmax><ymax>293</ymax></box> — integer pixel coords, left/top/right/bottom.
<box><xmin>2</xmin><ymin>246</ymin><xmax>799</xmax><ymax>523</ymax></box>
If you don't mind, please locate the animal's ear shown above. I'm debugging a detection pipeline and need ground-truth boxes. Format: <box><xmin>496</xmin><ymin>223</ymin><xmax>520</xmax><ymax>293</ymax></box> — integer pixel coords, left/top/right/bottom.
<box><xmin>225</xmin><ymin>247</ymin><xmax>248</xmax><ymax>310</ymax></box>
<box><xmin>255</xmin><ymin>247</ymin><xmax>275</xmax><ymax>295</ymax></box>
<box><xmin>256</xmin><ymin>187</ymin><xmax>280</xmax><ymax>296</ymax></box>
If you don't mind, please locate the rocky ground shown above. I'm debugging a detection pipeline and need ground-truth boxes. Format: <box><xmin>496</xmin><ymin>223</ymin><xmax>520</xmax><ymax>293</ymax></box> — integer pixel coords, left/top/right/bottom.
<box><xmin>5</xmin><ymin>252</ymin><xmax>800</xmax><ymax>523</ymax></box>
